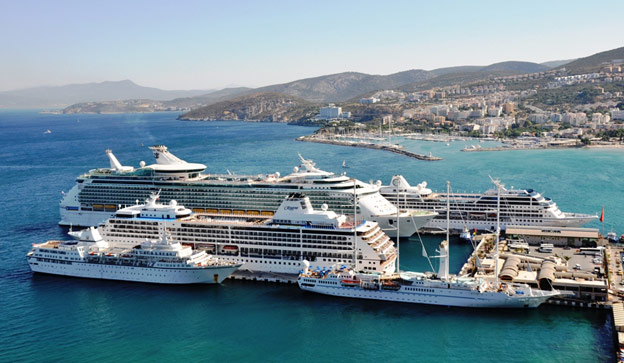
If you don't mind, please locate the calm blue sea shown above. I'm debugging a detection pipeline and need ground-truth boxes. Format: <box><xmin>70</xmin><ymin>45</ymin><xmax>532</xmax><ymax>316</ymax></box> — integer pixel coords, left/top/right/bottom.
<box><xmin>0</xmin><ymin>110</ymin><xmax>621</xmax><ymax>362</ymax></box>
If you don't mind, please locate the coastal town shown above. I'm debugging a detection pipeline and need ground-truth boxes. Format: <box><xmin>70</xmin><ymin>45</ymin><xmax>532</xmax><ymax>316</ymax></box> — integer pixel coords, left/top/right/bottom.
<box><xmin>310</xmin><ymin>61</ymin><xmax>624</xmax><ymax>149</ymax></box>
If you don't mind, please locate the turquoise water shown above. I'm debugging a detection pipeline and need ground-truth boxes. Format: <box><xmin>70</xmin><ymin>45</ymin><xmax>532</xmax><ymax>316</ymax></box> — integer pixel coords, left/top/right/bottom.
<box><xmin>0</xmin><ymin>110</ymin><xmax>620</xmax><ymax>362</ymax></box>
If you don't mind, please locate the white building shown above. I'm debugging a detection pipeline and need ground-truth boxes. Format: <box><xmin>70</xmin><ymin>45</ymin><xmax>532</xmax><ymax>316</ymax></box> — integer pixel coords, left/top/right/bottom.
<box><xmin>611</xmin><ymin>110</ymin><xmax>624</xmax><ymax>121</ymax></box>
<box><xmin>487</xmin><ymin>106</ymin><xmax>502</xmax><ymax>117</ymax></box>
<box><xmin>318</xmin><ymin>104</ymin><xmax>342</xmax><ymax>120</ymax></box>
<box><xmin>360</xmin><ymin>97</ymin><xmax>379</xmax><ymax>104</ymax></box>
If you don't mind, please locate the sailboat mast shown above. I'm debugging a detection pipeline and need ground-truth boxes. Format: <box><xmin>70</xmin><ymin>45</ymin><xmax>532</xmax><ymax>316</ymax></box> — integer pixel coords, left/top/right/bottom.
<box><xmin>446</xmin><ymin>181</ymin><xmax>450</xmax><ymax>243</ymax></box>
<box><xmin>353</xmin><ymin>179</ymin><xmax>358</xmax><ymax>271</ymax></box>
<box><xmin>495</xmin><ymin>181</ymin><xmax>500</xmax><ymax>285</ymax></box>
<box><xmin>396</xmin><ymin>177</ymin><xmax>400</xmax><ymax>273</ymax></box>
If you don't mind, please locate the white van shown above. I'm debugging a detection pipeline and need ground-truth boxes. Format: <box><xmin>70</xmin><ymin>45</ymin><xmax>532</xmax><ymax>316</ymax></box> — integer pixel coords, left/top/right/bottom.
<box><xmin>538</xmin><ymin>243</ymin><xmax>554</xmax><ymax>253</ymax></box>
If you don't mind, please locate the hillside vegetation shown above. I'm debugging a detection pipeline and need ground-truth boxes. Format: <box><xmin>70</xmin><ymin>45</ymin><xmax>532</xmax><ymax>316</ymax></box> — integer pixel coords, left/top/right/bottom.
<box><xmin>178</xmin><ymin>92</ymin><xmax>318</xmax><ymax>122</ymax></box>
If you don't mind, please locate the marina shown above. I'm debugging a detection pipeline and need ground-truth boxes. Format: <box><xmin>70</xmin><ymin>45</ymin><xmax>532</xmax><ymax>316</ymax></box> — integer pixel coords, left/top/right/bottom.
<box><xmin>1</xmin><ymin>111</ymin><xmax>619</xmax><ymax>362</ymax></box>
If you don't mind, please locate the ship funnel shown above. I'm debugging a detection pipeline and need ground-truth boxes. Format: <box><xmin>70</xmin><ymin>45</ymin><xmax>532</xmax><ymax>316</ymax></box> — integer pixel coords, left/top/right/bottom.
<box><xmin>437</xmin><ymin>240</ymin><xmax>449</xmax><ymax>280</ymax></box>
<box><xmin>391</xmin><ymin>175</ymin><xmax>411</xmax><ymax>191</ymax></box>
<box><xmin>149</xmin><ymin>145</ymin><xmax>188</xmax><ymax>165</ymax></box>
<box><xmin>302</xmin><ymin>260</ymin><xmax>310</xmax><ymax>274</ymax></box>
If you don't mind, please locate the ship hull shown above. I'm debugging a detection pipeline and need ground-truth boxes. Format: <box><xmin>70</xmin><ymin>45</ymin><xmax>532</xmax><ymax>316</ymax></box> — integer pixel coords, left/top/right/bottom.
<box><xmin>28</xmin><ymin>257</ymin><xmax>240</xmax><ymax>284</ymax></box>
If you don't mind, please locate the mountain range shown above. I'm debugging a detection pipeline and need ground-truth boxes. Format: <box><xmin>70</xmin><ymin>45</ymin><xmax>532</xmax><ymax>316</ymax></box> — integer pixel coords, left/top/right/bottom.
<box><xmin>3</xmin><ymin>46</ymin><xmax>623</xmax><ymax>110</ymax></box>
<box><xmin>0</xmin><ymin>80</ymin><xmax>212</xmax><ymax>108</ymax></box>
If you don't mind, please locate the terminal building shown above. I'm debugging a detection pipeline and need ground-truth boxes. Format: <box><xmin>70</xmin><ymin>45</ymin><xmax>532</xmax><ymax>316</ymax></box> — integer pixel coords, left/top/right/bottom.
<box><xmin>505</xmin><ymin>226</ymin><xmax>600</xmax><ymax>247</ymax></box>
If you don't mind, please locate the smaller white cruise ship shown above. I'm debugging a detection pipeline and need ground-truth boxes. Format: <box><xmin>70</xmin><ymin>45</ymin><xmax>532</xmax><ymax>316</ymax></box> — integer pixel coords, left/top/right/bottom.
<box><xmin>27</xmin><ymin>228</ymin><xmax>241</xmax><ymax>284</ymax></box>
<box><xmin>81</xmin><ymin>192</ymin><xmax>398</xmax><ymax>275</ymax></box>
<box><xmin>297</xmin><ymin>251</ymin><xmax>561</xmax><ymax>308</ymax></box>
<box><xmin>380</xmin><ymin>175</ymin><xmax>597</xmax><ymax>232</ymax></box>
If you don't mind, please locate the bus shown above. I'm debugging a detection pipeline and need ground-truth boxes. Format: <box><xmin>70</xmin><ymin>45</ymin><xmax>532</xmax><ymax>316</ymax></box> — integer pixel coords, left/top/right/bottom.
<box><xmin>578</xmin><ymin>247</ymin><xmax>605</xmax><ymax>256</ymax></box>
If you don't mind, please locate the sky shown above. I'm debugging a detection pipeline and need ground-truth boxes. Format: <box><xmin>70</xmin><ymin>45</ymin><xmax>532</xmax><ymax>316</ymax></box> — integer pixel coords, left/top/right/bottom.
<box><xmin>1</xmin><ymin>0</ymin><xmax>623</xmax><ymax>92</ymax></box>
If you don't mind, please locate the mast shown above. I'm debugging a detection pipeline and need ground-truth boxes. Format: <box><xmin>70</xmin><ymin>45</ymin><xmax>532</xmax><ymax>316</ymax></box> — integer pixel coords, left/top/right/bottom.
<box><xmin>353</xmin><ymin>179</ymin><xmax>357</xmax><ymax>271</ymax></box>
<box><xmin>446</xmin><ymin>181</ymin><xmax>450</xmax><ymax>245</ymax></box>
<box><xmin>495</xmin><ymin>180</ymin><xmax>501</xmax><ymax>285</ymax></box>
<box><xmin>395</xmin><ymin>176</ymin><xmax>400</xmax><ymax>273</ymax></box>
<box><xmin>437</xmin><ymin>181</ymin><xmax>450</xmax><ymax>281</ymax></box>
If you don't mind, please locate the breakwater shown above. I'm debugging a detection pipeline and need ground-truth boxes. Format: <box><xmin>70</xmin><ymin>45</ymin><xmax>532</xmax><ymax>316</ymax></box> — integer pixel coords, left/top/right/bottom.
<box><xmin>296</xmin><ymin>135</ymin><xmax>443</xmax><ymax>161</ymax></box>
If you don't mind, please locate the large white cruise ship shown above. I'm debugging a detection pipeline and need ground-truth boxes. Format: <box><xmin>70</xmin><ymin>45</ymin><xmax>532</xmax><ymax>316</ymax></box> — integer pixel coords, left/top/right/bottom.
<box><xmin>59</xmin><ymin>146</ymin><xmax>436</xmax><ymax>237</ymax></box>
<box><xmin>380</xmin><ymin>175</ymin><xmax>596</xmax><ymax>233</ymax></box>
<box><xmin>83</xmin><ymin>192</ymin><xmax>397</xmax><ymax>275</ymax></box>
<box><xmin>27</xmin><ymin>227</ymin><xmax>241</xmax><ymax>284</ymax></box>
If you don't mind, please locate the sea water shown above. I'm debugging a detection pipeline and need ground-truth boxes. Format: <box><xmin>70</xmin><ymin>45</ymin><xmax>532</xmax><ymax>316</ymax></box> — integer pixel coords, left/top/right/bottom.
<box><xmin>0</xmin><ymin>110</ymin><xmax>619</xmax><ymax>362</ymax></box>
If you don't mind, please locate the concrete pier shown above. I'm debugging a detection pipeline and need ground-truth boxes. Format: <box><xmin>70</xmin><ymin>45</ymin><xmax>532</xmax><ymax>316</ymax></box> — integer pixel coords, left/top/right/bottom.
<box><xmin>296</xmin><ymin>136</ymin><xmax>442</xmax><ymax>161</ymax></box>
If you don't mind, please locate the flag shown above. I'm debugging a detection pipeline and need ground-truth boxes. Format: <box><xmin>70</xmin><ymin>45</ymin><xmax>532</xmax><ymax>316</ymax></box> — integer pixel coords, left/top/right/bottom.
<box><xmin>422</xmin><ymin>245</ymin><xmax>427</xmax><ymax>257</ymax></box>
<box><xmin>473</xmin><ymin>228</ymin><xmax>477</xmax><ymax>236</ymax></box>
<box><xmin>600</xmin><ymin>207</ymin><xmax>604</xmax><ymax>223</ymax></box>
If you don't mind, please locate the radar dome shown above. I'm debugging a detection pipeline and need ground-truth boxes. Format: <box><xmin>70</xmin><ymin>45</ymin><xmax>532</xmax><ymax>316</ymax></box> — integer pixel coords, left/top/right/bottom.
<box><xmin>169</xmin><ymin>200</ymin><xmax>178</xmax><ymax>207</ymax></box>
<box><xmin>321</xmin><ymin>203</ymin><xmax>328</xmax><ymax>211</ymax></box>
<box><xmin>275</xmin><ymin>172</ymin><xmax>280</xmax><ymax>178</ymax></box>
<box><xmin>375</xmin><ymin>180</ymin><xmax>382</xmax><ymax>187</ymax></box>
<box><xmin>293</xmin><ymin>166</ymin><xmax>299</xmax><ymax>173</ymax></box>
<box><xmin>139</xmin><ymin>161</ymin><xmax>146</xmax><ymax>168</ymax></box>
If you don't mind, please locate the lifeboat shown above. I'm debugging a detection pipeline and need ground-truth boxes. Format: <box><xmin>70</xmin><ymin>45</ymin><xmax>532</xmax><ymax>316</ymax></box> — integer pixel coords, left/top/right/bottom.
<box><xmin>192</xmin><ymin>208</ymin><xmax>205</xmax><ymax>213</ymax></box>
<box><xmin>205</xmin><ymin>209</ymin><xmax>218</xmax><ymax>214</ymax></box>
<box><xmin>106</xmin><ymin>253</ymin><xmax>113</xmax><ymax>257</ymax></box>
<box><xmin>247</xmin><ymin>210</ymin><xmax>260</xmax><ymax>216</ymax></box>
<box><xmin>93</xmin><ymin>204</ymin><xmax>104</xmax><ymax>210</ymax></box>
<box><xmin>219</xmin><ymin>209</ymin><xmax>232</xmax><ymax>215</ymax></box>
<box><xmin>104</xmin><ymin>204</ymin><xmax>117</xmax><ymax>211</ymax></box>
<box><xmin>261</xmin><ymin>211</ymin><xmax>274</xmax><ymax>216</ymax></box>
<box><xmin>233</xmin><ymin>210</ymin><xmax>245</xmax><ymax>215</ymax></box>
<box><xmin>381</xmin><ymin>281</ymin><xmax>401</xmax><ymax>291</ymax></box>
<box><xmin>89</xmin><ymin>252</ymin><xmax>95</xmax><ymax>255</ymax></box>
<box><xmin>341</xmin><ymin>279</ymin><xmax>360</xmax><ymax>286</ymax></box>
<box><xmin>223</xmin><ymin>245</ymin><xmax>238</xmax><ymax>251</ymax></box>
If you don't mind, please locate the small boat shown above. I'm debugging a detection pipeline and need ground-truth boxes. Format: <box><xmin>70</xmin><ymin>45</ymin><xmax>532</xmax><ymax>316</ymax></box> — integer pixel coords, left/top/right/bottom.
<box><xmin>607</xmin><ymin>231</ymin><xmax>618</xmax><ymax>243</ymax></box>
<box><xmin>341</xmin><ymin>279</ymin><xmax>360</xmax><ymax>286</ymax></box>
<box><xmin>223</xmin><ymin>245</ymin><xmax>238</xmax><ymax>251</ymax></box>
<box><xmin>459</xmin><ymin>226</ymin><xmax>472</xmax><ymax>241</ymax></box>
<box><xmin>44</xmin><ymin>129</ymin><xmax>52</xmax><ymax>134</ymax></box>
<box><xmin>342</xmin><ymin>160</ymin><xmax>348</xmax><ymax>168</ymax></box>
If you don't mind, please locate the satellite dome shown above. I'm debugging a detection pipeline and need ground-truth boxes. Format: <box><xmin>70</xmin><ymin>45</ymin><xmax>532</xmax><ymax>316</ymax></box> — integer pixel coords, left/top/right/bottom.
<box><xmin>293</xmin><ymin>166</ymin><xmax>299</xmax><ymax>173</ymax></box>
<box><xmin>140</xmin><ymin>161</ymin><xmax>146</xmax><ymax>167</ymax></box>
<box><xmin>321</xmin><ymin>203</ymin><xmax>328</xmax><ymax>211</ymax></box>
<box><xmin>169</xmin><ymin>200</ymin><xmax>178</xmax><ymax>206</ymax></box>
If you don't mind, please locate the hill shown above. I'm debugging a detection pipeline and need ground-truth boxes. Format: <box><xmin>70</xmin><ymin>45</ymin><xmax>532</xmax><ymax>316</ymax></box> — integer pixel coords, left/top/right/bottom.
<box><xmin>251</xmin><ymin>70</ymin><xmax>433</xmax><ymax>103</ymax></box>
<box><xmin>178</xmin><ymin>92</ymin><xmax>318</xmax><ymax>122</ymax></box>
<box><xmin>540</xmin><ymin>59</ymin><xmax>575</xmax><ymax>68</ymax></box>
<box><xmin>556</xmin><ymin>46</ymin><xmax>624</xmax><ymax>74</ymax></box>
<box><xmin>0</xmin><ymin>80</ymin><xmax>212</xmax><ymax>108</ymax></box>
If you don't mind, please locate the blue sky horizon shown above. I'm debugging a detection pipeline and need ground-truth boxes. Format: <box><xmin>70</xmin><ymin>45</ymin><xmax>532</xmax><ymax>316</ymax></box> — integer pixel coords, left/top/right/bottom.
<box><xmin>1</xmin><ymin>0</ymin><xmax>623</xmax><ymax>92</ymax></box>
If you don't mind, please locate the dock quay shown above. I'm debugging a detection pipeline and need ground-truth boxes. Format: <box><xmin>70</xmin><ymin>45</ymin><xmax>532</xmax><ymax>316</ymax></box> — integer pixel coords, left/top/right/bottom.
<box><xmin>296</xmin><ymin>135</ymin><xmax>442</xmax><ymax>161</ymax></box>
<box><xmin>459</xmin><ymin>228</ymin><xmax>611</xmax><ymax>307</ymax></box>
<box><xmin>230</xmin><ymin>270</ymin><xmax>298</xmax><ymax>284</ymax></box>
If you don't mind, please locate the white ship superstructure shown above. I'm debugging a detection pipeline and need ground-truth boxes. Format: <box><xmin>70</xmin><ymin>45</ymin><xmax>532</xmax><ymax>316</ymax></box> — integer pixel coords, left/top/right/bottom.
<box><xmin>90</xmin><ymin>193</ymin><xmax>397</xmax><ymax>275</ymax></box>
<box><xmin>59</xmin><ymin>146</ymin><xmax>436</xmax><ymax>237</ymax></box>
<box><xmin>27</xmin><ymin>227</ymin><xmax>241</xmax><ymax>284</ymax></box>
<box><xmin>380</xmin><ymin>175</ymin><xmax>596</xmax><ymax>232</ymax></box>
